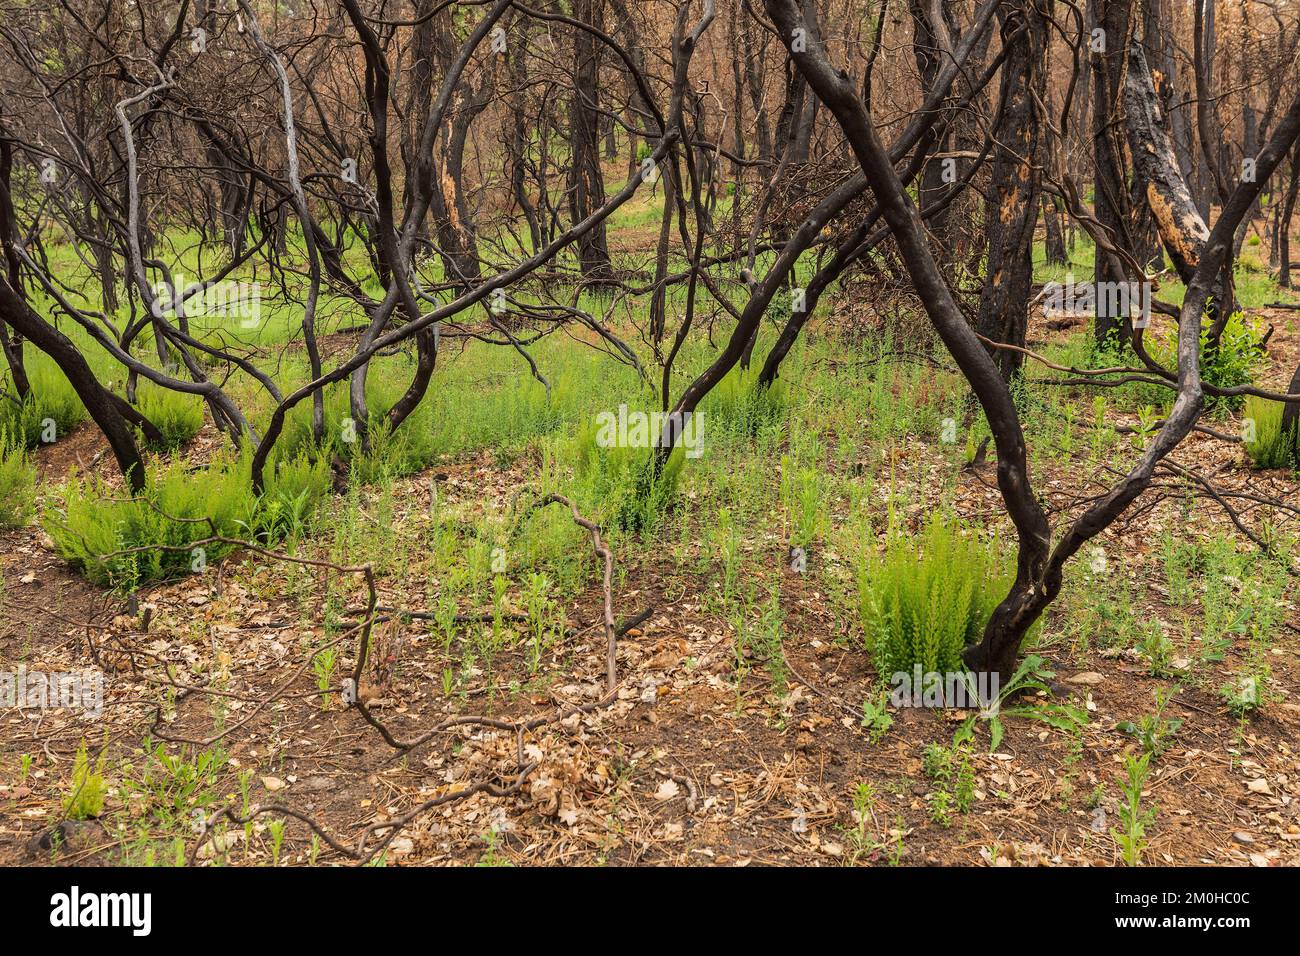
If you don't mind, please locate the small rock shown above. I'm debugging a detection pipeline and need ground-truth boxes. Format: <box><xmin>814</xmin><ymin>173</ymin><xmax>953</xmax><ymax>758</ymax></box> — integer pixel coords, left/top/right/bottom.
<box><xmin>1065</xmin><ymin>672</ymin><xmax>1105</xmax><ymax>685</ymax></box>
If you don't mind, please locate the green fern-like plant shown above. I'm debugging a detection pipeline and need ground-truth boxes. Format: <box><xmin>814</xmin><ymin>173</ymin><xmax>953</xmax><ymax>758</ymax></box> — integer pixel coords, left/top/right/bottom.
<box><xmin>0</xmin><ymin>359</ymin><xmax>88</xmax><ymax>447</ymax></box>
<box><xmin>858</xmin><ymin>515</ymin><xmax>1014</xmax><ymax>677</ymax></box>
<box><xmin>0</xmin><ymin>428</ymin><xmax>35</xmax><ymax>529</ymax></box>
<box><xmin>571</xmin><ymin>417</ymin><xmax>684</xmax><ymax>533</ymax></box>
<box><xmin>135</xmin><ymin>382</ymin><xmax>204</xmax><ymax>450</ymax></box>
<box><xmin>705</xmin><ymin>363</ymin><xmax>787</xmax><ymax>438</ymax></box>
<box><xmin>1242</xmin><ymin>396</ymin><xmax>1298</xmax><ymax>470</ymax></box>
<box><xmin>43</xmin><ymin>448</ymin><xmax>329</xmax><ymax>587</ymax></box>
<box><xmin>62</xmin><ymin>740</ymin><xmax>108</xmax><ymax>821</ymax></box>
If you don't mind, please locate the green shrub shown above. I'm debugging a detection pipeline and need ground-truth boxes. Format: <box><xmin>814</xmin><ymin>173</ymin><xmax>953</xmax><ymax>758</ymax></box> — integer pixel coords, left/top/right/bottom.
<box><xmin>1243</xmin><ymin>395</ymin><xmax>1298</xmax><ymax>470</ymax></box>
<box><xmin>858</xmin><ymin>515</ymin><xmax>1015</xmax><ymax>677</ymax></box>
<box><xmin>348</xmin><ymin>415</ymin><xmax>437</xmax><ymax>485</ymax></box>
<box><xmin>62</xmin><ymin>740</ymin><xmax>108</xmax><ymax>821</ymax></box>
<box><xmin>426</xmin><ymin>359</ymin><xmax>583</xmax><ymax>458</ymax></box>
<box><xmin>135</xmin><ymin>382</ymin><xmax>204</xmax><ymax>449</ymax></box>
<box><xmin>1150</xmin><ymin>312</ymin><xmax>1265</xmax><ymax>416</ymax></box>
<box><xmin>0</xmin><ymin>359</ymin><xmax>87</xmax><ymax>447</ymax></box>
<box><xmin>780</xmin><ymin>456</ymin><xmax>827</xmax><ymax>549</ymax></box>
<box><xmin>43</xmin><ymin>448</ymin><xmax>329</xmax><ymax>587</ymax></box>
<box><xmin>277</xmin><ymin>372</ymin><xmax>438</xmax><ymax>483</ymax></box>
<box><xmin>571</xmin><ymin>417</ymin><xmax>684</xmax><ymax>533</ymax></box>
<box><xmin>1107</xmin><ymin>312</ymin><xmax>1265</xmax><ymax>416</ymax></box>
<box><xmin>705</xmin><ymin>364</ymin><xmax>787</xmax><ymax>438</ymax></box>
<box><xmin>0</xmin><ymin>429</ymin><xmax>36</xmax><ymax>529</ymax></box>
<box><xmin>1201</xmin><ymin>313</ymin><xmax>1266</xmax><ymax>413</ymax></box>
<box><xmin>256</xmin><ymin>449</ymin><xmax>334</xmax><ymax>541</ymax></box>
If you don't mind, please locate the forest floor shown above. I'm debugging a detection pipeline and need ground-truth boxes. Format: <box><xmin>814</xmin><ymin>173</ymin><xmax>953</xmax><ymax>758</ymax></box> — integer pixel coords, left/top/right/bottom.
<box><xmin>2</xmin><ymin>298</ymin><xmax>1300</xmax><ymax>868</ymax></box>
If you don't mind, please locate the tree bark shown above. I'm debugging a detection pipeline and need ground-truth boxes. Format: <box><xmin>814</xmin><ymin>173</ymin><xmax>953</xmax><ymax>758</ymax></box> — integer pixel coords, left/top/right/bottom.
<box><xmin>909</xmin><ymin>0</ymin><xmax>955</xmax><ymax>246</ymax></box>
<box><xmin>568</xmin><ymin>0</ymin><xmax>616</xmax><ymax>284</ymax></box>
<box><xmin>0</xmin><ymin>275</ymin><xmax>146</xmax><ymax>492</ymax></box>
<box><xmin>975</xmin><ymin>1</ymin><xmax>1050</xmax><ymax>380</ymax></box>
<box><xmin>0</xmin><ymin>136</ymin><xmax>30</xmax><ymax>398</ymax></box>
<box><xmin>1280</xmin><ymin>145</ymin><xmax>1299</xmax><ymax>288</ymax></box>
<box><xmin>1090</xmin><ymin>0</ymin><xmax>1136</xmax><ymax>348</ymax></box>
<box><xmin>1124</xmin><ymin>42</ymin><xmax>1209</xmax><ymax>283</ymax></box>
<box><xmin>1043</xmin><ymin>195</ymin><xmax>1068</xmax><ymax>265</ymax></box>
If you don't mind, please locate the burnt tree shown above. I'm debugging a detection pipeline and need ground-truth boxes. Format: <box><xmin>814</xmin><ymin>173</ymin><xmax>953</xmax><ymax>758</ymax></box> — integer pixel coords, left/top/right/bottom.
<box><xmin>975</xmin><ymin>0</ymin><xmax>1051</xmax><ymax>380</ymax></box>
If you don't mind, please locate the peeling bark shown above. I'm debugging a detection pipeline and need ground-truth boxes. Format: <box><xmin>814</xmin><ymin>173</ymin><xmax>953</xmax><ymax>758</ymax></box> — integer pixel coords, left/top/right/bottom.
<box><xmin>1124</xmin><ymin>43</ymin><xmax>1210</xmax><ymax>283</ymax></box>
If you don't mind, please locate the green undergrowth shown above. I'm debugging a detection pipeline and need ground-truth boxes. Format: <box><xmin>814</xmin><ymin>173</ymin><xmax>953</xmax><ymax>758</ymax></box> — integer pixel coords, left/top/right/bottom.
<box><xmin>0</xmin><ymin>355</ymin><xmax>88</xmax><ymax>447</ymax></box>
<box><xmin>0</xmin><ymin>428</ymin><xmax>36</xmax><ymax>529</ymax></box>
<box><xmin>858</xmin><ymin>514</ymin><xmax>1019</xmax><ymax>677</ymax></box>
<box><xmin>1243</xmin><ymin>395</ymin><xmax>1299</xmax><ymax>470</ymax></box>
<box><xmin>134</xmin><ymin>381</ymin><xmax>205</xmax><ymax>450</ymax></box>
<box><xmin>43</xmin><ymin>448</ymin><xmax>330</xmax><ymax>588</ymax></box>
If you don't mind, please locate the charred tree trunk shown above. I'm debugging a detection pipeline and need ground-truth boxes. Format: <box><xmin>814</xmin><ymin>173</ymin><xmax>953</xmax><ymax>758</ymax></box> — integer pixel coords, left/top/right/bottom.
<box><xmin>975</xmin><ymin>1</ymin><xmax>1049</xmax><ymax>380</ymax></box>
<box><xmin>1125</xmin><ymin>34</ymin><xmax>1234</xmax><ymax>337</ymax></box>
<box><xmin>773</xmin><ymin>59</ymin><xmax>806</xmax><ymax>156</ymax></box>
<box><xmin>89</xmin><ymin>209</ymin><xmax>120</xmax><ymax>315</ymax></box>
<box><xmin>743</xmin><ymin>21</ymin><xmax>774</xmax><ymax>164</ymax></box>
<box><xmin>1281</xmin><ymin>361</ymin><xmax>1300</xmax><ymax>459</ymax></box>
<box><xmin>568</xmin><ymin>0</ymin><xmax>615</xmax><ymax>284</ymax></box>
<box><xmin>603</xmin><ymin>110</ymin><xmax>618</xmax><ymax>160</ymax></box>
<box><xmin>1280</xmin><ymin>145</ymin><xmax>1299</xmax><ymax>288</ymax></box>
<box><xmin>433</xmin><ymin>108</ymin><xmax>485</xmax><ymax>290</ymax></box>
<box><xmin>909</xmin><ymin>0</ymin><xmax>954</xmax><ymax>248</ymax></box>
<box><xmin>1090</xmin><ymin>0</ymin><xmax>1135</xmax><ymax>348</ymax></box>
<box><xmin>791</xmin><ymin>93</ymin><xmax>815</xmax><ymax>163</ymax></box>
<box><xmin>1192</xmin><ymin>0</ymin><xmax>1230</xmax><ymax>221</ymax></box>
<box><xmin>952</xmin><ymin>8</ymin><xmax>994</xmax><ymax>271</ymax></box>
<box><xmin>402</xmin><ymin>0</ymin><xmax>437</xmax><ymax>249</ymax></box>
<box><xmin>385</xmin><ymin>326</ymin><xmax>437</xmax><ymax>434</ymax></box>
<box><xmin>205</xmin><ymin>140</ymin><xmax>249</xmax><ymax>258</ymax></box>
<box><xmin>0</xmin><ymin>275</ymin><xmax>145</xmax><ymax>491</ymax></box>
<box><xmin>728</xmin><ymin>3</ymin><xmax>748</xmax><ymax>236</ymax></box>
<box><xmin>1124</xmin><ymin>43</ymin><xmax>1210</xmax><ymax>284</ymax></box>
<box><xmin>0</xmin><ymin>137</ymin><xmax>30</xmax><ymax>398</ymax></box>
<box><xmin>1044</xmin><ymin>195</ymin><xmax>1068</xmax><ymax>265</ymax></box>
<box><xmin>507</xmin><ymin>42</ymin><xmax>542</xmax><ymax>253</ymax></box>
<box><xmin>420</xmin><ymin>9</ymin><xmax>486</xmax><ymax>292</ymax></box>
